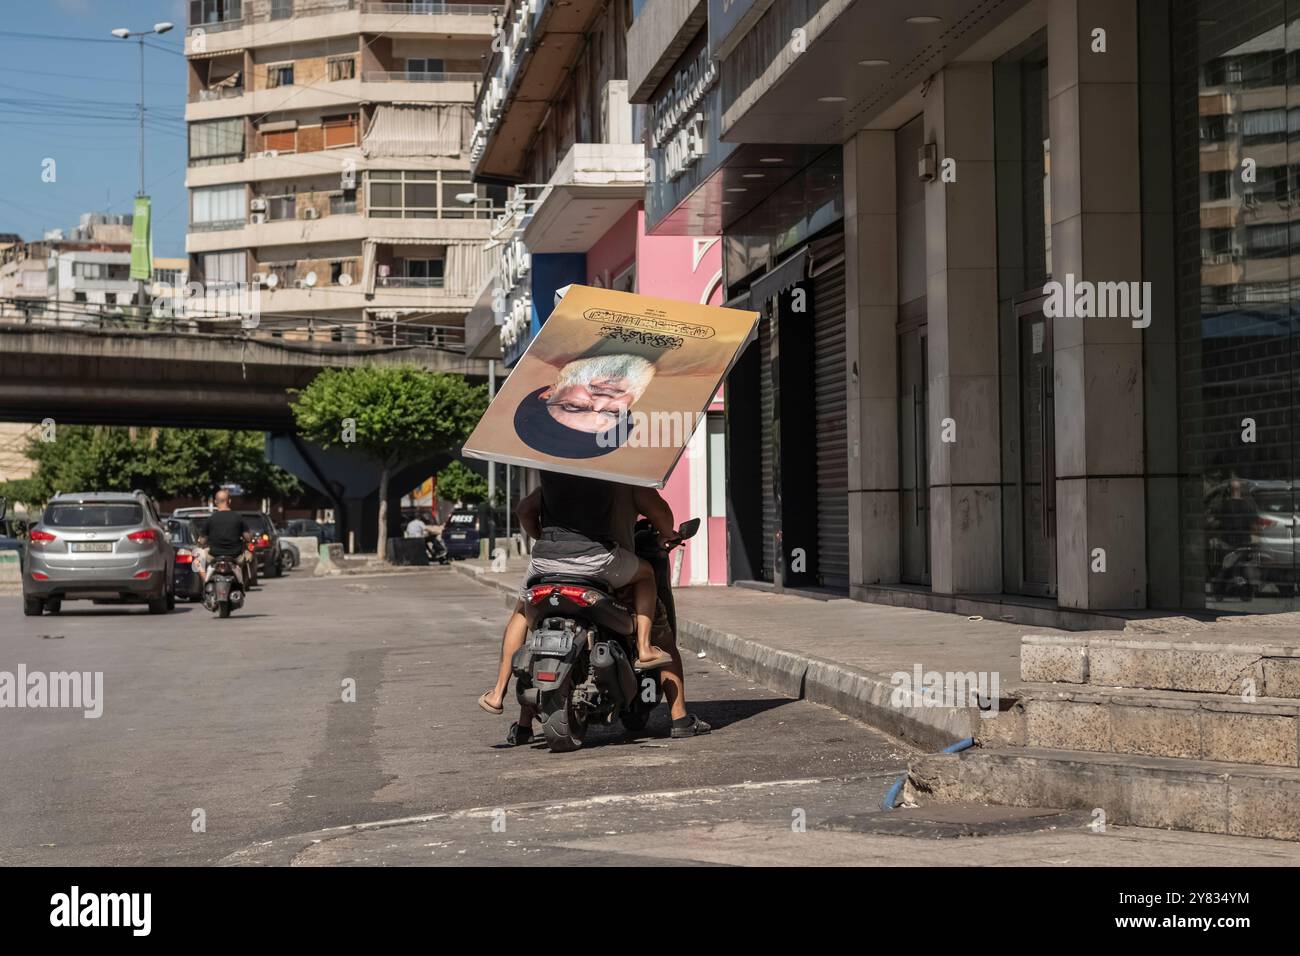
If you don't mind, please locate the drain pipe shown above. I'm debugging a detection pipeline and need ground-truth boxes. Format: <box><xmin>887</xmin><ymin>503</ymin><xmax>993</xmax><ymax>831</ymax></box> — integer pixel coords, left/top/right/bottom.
<box><xmin>881</xmin><ymin>736</ymin><xmax>975</xmax><ymax>811</ymax></box>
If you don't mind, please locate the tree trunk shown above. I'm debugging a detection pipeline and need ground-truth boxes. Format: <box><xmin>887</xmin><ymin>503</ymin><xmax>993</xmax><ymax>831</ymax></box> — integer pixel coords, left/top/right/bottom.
<box><xmin>377</xmin><ymin>463</ymin><xmax>390</xmax><ymax>563</ymax></box>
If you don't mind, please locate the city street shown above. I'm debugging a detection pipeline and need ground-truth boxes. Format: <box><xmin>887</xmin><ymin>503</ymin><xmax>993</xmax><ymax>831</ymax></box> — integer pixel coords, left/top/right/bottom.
<box><xmin>4</xmin><ymin>568</ymin><xmax>1299</xmax><ymax>867</ymax></box>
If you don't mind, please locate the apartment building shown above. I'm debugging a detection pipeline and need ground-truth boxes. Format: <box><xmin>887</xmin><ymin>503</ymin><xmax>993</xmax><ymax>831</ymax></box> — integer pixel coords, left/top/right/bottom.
<box><xmin>467</xmin><ymin>0</ymin><xmax>729</xmax><ymax>584</ymax></box>
<box><xmin>184</xmin><ymin>0</ymin><xmax>505</xmax><ymax>347</ymax></box>
<box><xmin>0</xmin><ymin>214</ymin><xmax>137</xmax><ymax>322</ymax></box>
<box><xmin>627</xmin><ymin>0</ymin><xmax>1300</xmax><ymax>622</ymax></box>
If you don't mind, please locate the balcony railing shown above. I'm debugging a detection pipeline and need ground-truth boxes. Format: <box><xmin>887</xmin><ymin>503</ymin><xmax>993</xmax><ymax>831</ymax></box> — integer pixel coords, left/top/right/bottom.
<box><xmin>376</xmin><ymin>276</ymin><xmax>446</xmax><ymax>288</ymax></box>
<box><xmin>188</xmin><ymin>0</ymin><xmax>356</xmax><ymax>34</ymax></box>
<box><xmin>361</xmin><ymin>70</ymin><xmax>481</xmax><ymax>83</ymax></box>
<box><xmin>190</xmin><ymin>218</ymin><xmax>247</xmax><ymax>233</ymax></box>
<box><xmin>189</xmin><ymin>86</ymin><xmax>245</xmax><ymax>103</ymax></box>
<box><xmin>361</xmin><ymin>2</ymin><xmax>501</xmax><ymax>14</ymax></box>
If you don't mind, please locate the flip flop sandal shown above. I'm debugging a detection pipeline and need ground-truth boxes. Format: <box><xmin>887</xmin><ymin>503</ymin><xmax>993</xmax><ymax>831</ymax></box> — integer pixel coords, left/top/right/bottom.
<box><xmin>634</xmin><ymin>649</ymin><xmax>673</xmax><ymax>671</ymax></box>
<box><xmin>505</xmin><ymin>722</ymin><xmax>533</xmax><ymax>746</ymax></box>
<box><xmin>478</xmin><ymin>692</ymin><xmax>504</xmax><ymax>716</ymax></box>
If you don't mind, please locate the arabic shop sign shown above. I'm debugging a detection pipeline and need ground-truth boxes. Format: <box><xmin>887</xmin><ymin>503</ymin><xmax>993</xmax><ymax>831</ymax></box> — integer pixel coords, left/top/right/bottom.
<box><xmin>649</xmin><ymin>46</ymin><xmax>718</xmax><ymax>182</ymax></box>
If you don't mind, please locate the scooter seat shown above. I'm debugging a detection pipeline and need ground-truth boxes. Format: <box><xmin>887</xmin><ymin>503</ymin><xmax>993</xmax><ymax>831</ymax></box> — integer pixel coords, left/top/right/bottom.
<box><xmin>525</xmin><ymin>572</ymin><xmax>612</xmax><ymax>592</ymax></box>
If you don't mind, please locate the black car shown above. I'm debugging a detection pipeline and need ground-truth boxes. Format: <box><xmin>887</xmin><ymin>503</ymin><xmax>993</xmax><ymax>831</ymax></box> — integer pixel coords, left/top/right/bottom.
<box><xmin>165</xmin><ymin>518</ymin><xmax>203</xmax><ymax>602</ymax></box>
<box><xmin>242</xmin><ymin>511</ymin><xmax>283</xmax><ymax>578</ymax></box>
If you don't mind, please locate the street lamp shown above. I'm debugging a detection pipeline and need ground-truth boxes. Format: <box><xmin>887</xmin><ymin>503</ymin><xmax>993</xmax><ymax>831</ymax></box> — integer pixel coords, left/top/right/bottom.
<box><xmin>111</xmin><ymin>22</ymin><xmax>173</xmax><ymax>197</ymax></box>
<box><xmin>111</xmin><ymin>22</ymin><xmax>173</xmax><ymax>313</ymax></box>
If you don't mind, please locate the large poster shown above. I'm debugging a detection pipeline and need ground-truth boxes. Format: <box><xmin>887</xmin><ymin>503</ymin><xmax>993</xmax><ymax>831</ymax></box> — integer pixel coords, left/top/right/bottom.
<box><xmin>463</xmin><ymin>285</ymin><xmax>758</xmax><ymax>488</ymax></box>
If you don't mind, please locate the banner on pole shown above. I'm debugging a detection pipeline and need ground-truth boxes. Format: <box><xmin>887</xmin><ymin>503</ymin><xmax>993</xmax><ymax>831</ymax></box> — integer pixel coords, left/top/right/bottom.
<box><xmin>130</xmin><ymin>196</ymin><xmax>153</xmax><ymax>281</ymax></box>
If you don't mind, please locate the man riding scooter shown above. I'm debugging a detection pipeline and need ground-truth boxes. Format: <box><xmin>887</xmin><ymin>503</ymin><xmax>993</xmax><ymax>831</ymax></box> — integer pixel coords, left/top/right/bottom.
<box><xmin>478</xmin><ymin>474</ymin><xmax>711</xmax><ymax>744</ymax></box>
<box><xmin>195</xmin><ymin>490</ymin><xmax>254</xmax><ymax>588</ymax></box>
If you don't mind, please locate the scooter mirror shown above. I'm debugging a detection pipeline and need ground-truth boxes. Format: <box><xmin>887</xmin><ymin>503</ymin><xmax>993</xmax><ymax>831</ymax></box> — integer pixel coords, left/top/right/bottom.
<box><xmin>678</xmin><ymin>518</ymin><xmax>701</xmax><ymax>540</ymax></box>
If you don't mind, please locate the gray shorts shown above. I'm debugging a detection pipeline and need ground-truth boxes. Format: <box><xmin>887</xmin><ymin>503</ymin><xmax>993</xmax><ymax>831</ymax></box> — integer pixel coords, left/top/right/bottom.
<box><xmin>528</xmin><ymin>544</ymin><xmax>641</xmax><ymax>589</ymax></box>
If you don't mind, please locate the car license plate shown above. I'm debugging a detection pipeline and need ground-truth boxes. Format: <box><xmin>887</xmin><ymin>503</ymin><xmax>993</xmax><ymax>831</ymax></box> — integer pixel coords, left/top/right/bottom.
<box><xmin>450</xmin><ymin>533</ymin><xmax>466</xmax><ymax>540</ymax></box>
<box><xmin>71</xmin><ymin>542</ymin><xmax>113</xmax><ymax>553</ymax></box>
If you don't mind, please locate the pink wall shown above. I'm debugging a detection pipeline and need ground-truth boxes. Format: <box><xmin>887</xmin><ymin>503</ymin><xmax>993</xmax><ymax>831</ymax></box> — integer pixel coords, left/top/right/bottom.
<box><xmin>583</xmin><ymin>206</ymin><xmax>725</xmax><ymax>584</ymax></box>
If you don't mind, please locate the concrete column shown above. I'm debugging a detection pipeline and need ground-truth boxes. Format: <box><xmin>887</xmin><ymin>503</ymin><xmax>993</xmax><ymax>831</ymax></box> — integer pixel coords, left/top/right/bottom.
<box><xmin>843</xmin><ymin>130</ymin><xmax>900</xmax><ymax>588</ymax></box>
<box><xmin>1047</xmin><ymin>0</ymin><xmax>1147</xmax><ymax>609</ymax></box>
<box><xmin>923</xmin><ymin>62</ymin><xmax>1003</xmax><ymax>594</ymax></box>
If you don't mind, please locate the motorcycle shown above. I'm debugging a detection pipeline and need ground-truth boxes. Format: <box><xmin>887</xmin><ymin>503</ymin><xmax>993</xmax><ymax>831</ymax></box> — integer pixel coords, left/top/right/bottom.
<box><xmin>513</xmin><ymin>517</ymin><xmax>700</xmax><ymax>752</ymax></box>
<box><xmin>202</xmin><ymin>555</ymin><xmax>246</xmax><ymax>619</ymax></box>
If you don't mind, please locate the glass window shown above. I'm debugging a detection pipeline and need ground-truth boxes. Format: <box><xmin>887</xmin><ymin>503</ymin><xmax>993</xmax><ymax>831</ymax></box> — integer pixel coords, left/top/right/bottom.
<box><xmin>192</xmin><ymin>184</ymin><xmax>246</xmax><ymax>224</ymax></box>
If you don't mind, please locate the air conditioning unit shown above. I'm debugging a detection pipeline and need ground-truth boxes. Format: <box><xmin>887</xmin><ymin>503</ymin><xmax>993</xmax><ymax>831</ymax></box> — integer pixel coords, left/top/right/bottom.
<box><xmin>251</xmin><ymin>272</ymin><xmax>266</xmax><ymax>285</ymax></box>
<box><xmin>250</xmin><ymin>212</ymin><xmax>267</xmax><ymax>225</ymax></box>
<box><xmin>250</xmin><ymin>198</ymin><xmax>267</xmax><ymax>212</ymax></box>
<box><xmin>253</xmin><ymin>149</ymin><xmax>279</xmax><ymax>159</ymax></box>
<box><xmin>303</xmin><ymin>208</ymin><xmax>320</xmax><ymax>220</ymax></box>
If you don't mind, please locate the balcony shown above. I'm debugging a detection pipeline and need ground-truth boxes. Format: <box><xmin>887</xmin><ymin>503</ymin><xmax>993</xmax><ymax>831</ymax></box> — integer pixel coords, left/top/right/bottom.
<box><xmin>361</xmin><ymin>70</ymin><xmax>481</xmax><ymax>84</ymax></box>
<box><xmin>471</xmin><ymin>0</ymin><xmax>607</xmax><ymax>181</ymax></box>
<box><xmin>186</xmin><ymin>212</ymin><xmax>492</xmax><ymax>252</ymax></box>
<box><xmin>189</xmin><ymin>84</ymin><xmax>245</xmax><ymax>103</ymax></box>
<box><xmin>187</xmin><ymin>0</ymin><xmax>494</xmax><ymax>55</ymax></box>
<box><xmin>376</xmin><ymin>274</ymin><xmax>445</xmax><ymax>288</ymax></box>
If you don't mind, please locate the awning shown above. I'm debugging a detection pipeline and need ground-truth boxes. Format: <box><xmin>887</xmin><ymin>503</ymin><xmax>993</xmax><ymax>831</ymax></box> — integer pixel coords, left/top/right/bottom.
<box><xmin>361</xmin><ymin>104</ymin><xmax>469</xmax><ymax>158</ymax></box>
<box><xmin>749</xmin><ymin>248</ymin><xmax>808</xmax><ymax>304</ymax></box>
<box><xmin>189</xmin><ymin>47</ymin><xmax>245</xmax><ymax>61</ymax></box>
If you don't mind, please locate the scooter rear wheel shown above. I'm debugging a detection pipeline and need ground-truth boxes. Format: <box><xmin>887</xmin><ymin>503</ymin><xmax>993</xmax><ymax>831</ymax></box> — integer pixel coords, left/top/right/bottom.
<box><xmin>540</xmin><ymin>686</ymin><xmax>586</xmax><ymax>752</ymax></box>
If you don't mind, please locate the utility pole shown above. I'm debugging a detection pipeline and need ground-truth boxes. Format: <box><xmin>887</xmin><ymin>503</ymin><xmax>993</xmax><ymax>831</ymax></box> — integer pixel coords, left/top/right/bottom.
<box><xmin>112</xmin><ymin>21</ymin><xmax>173</xmax><ymax>318</ymax></box>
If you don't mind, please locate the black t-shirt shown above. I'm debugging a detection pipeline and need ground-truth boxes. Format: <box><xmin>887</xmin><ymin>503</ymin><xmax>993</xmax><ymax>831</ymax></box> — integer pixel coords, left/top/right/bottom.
<box><xmin>534</xmin><ymin>472</ymin><xmax>618</xmax><ymax>559</ymax></box>
<box><xmin>199</xmin><ymin>511</ymin><xmax>249</xmax><ymax>556</ymax></box>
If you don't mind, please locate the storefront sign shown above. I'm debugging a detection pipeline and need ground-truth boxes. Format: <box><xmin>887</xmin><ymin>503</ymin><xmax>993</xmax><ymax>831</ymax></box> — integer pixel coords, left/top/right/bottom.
<box><xmin>649</xmin><ymin>46</ymin><xmax>718</xmax><ymax>178</ymax></box>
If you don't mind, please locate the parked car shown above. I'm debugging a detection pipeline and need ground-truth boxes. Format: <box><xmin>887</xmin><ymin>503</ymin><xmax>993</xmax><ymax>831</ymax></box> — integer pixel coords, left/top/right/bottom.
<box><xmin>23</xmin><ymin>491</ymin><xmax>175</xmax><ymax>616</ymax></box>
<box><xmin>441</xmin><ymin>508</ymin><xmax>484</xmax><ymax>560</ymax></box>
<box><xmin>283</xmin><ymin>518</ymin><xmax>326</xmax><ymax>540</ymax></box>
<box><xmin>278</xmin><ymin>538</ymin><xmax>300</xmax><ymax>573</ymax></box>
<box><xmin>242</xmin><ymin>511</ymin><xmax>283</xmax><ymax>578</ymax></box>
<box><xmin>164</xmin><ymin>517</ymin><xmax>204</xmax><ymax>602</ymax></box>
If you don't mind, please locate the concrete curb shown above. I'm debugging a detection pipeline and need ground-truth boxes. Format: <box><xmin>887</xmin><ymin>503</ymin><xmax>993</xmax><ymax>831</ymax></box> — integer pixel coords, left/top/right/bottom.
<box><xmin>452</xmin><ymin>561</ymin><xmax>974</xmax><ymax>751</ymax></box>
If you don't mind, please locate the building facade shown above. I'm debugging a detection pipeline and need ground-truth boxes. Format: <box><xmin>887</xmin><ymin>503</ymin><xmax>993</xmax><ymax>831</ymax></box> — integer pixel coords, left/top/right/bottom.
<box><xmin>184</xmin><ymin>0</ymin><xmax>504</xmax><ymax>347</ymax></box>
<box><xmin>630</xmin><ymin>0</ymin><xmax>1300</xmax><ymax>621</ymax></box>
<box><xmin>467</xmin><ymin>0</ymin><xmax>729</xmax><ymax>582</ymax></box>
<box><xmin>0</xmin><ymin>214</ymin><xmax>137</xmax><ymax>321</ymax></box>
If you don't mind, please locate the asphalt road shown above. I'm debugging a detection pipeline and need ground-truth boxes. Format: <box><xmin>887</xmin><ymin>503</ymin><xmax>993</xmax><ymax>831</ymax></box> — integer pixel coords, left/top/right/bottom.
<box><xmin>6</xmin><ymin>568</ymin><xmax>1300</xmax><ymax>867</ymax></box>
<box><xmin>0</xmin><ymin>568</ymin><xmax>912</xmax><ymax>866</ymax></box>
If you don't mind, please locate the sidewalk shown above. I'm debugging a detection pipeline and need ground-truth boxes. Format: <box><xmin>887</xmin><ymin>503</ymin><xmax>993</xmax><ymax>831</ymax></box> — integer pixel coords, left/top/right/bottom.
<box><xmin>451</xmin><ymin>558</ymin><xmax>1058</xmax><ymax>750</ymax></box>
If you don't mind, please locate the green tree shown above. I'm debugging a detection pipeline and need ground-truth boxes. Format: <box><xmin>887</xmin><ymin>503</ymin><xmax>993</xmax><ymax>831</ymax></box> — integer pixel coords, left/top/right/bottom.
<box><xmin>436</xmin><ymin>459</ymin><xmax>488</xmax><ymax>506</ymax></box>
<box><xmin>289</xmin><ymin>366</ymin><xmax>487</xmax><ymax>556</ymax></box>
<box><xmin>0</xmin><ymin>426</ymin><xmax>300</xmax><ymax>510</ymax></box>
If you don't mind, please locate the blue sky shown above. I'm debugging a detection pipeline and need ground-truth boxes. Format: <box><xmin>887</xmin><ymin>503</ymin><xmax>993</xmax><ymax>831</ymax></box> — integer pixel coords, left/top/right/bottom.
<box><xmin>0</xmin><ymin>0</ymin><xmax>190</xmax><ymax>256</ymax></box>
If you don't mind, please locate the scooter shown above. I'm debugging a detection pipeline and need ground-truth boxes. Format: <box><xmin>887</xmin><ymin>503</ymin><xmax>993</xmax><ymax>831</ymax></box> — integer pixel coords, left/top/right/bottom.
<box><xmin>202</xmin><ymin>556</ymin><xmax>246</xmax><ymax>619</ymax></box>
<box><xmin>513</xmin><ymin>518</ymin><xmax>700</xmax><ymax>752</ymax></box>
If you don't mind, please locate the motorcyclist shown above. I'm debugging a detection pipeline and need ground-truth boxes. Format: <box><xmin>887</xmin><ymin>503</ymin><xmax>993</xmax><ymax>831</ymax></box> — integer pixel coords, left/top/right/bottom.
<box><xmin>478</xmin><ymin>476</ymin><xmax>712</xmax><ymax>743</ymax></box>
<box><xmin>195</xmin><ymin>490</ymin><xmax>253</xmax><ymax>587</ymax></box>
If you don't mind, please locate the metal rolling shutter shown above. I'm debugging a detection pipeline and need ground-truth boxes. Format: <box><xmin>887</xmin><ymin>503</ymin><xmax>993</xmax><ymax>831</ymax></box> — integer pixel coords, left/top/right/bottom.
<box><xmin>811</xmin><ymin>235</ymin><xmax>849</xmax><ymax>589</ymax></box>
<box><xmin>758</xmin><ymin>310</ymin><xmax>776</xmax><ymax>582</ymax></box>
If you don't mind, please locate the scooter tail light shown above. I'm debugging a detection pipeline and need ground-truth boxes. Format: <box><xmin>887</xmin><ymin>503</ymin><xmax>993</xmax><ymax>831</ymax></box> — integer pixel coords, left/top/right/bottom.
<box><xmin>525</xmin><ymin>586</ymin><xmax>554</xmax><ymax>605</ymax></box>
<box><xmin>536</xmin><ymin>671</ymin><xmax>558</xmax><ymax>682</ymax></box>
<box><xmin>557</xmin><ymin>585</ymin><xmax>596</xmax><ymax>606</ymax></box>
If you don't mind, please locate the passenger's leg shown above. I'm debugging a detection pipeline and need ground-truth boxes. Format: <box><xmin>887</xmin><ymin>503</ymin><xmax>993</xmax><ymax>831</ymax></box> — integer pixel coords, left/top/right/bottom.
<box><xmin>481</xmin><ymin>599</ymin><xmax>527</xmax><ymax>712</ymax></box>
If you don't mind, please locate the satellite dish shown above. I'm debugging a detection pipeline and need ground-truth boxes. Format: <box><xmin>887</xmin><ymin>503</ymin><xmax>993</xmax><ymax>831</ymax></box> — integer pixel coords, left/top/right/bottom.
<box><xmin>338</xmin><ymin>273</ymin><xmax>353</xmax><ymax>286</ymax></box>
<box><xmin>265</xmin><ymin>273</ymin><xmax>279</xmax><ymax>288</ymax></box>
<box><xmin>304</xmin><ymin>271</ymin><xmax>318</xmax><ymax>288</ymax></box>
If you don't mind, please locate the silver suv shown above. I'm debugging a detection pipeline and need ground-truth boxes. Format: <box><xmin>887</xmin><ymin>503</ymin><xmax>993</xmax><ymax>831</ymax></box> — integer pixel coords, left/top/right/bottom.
<box><xmin>22</xmin><ymin>491</ymin><xmax>176</xmax><ymax>616</ymax></box>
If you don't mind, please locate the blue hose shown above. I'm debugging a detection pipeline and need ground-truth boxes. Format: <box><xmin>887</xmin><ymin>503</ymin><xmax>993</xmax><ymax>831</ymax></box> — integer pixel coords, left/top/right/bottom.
<box><xmin>881</xmin><ymin>737</ymin><xmax>975</xmax><ymax>811</ymax></box>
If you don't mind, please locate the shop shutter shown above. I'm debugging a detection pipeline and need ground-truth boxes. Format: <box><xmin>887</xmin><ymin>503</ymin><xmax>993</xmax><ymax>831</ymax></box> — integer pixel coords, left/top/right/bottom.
<box><xmin>811</xmin><ymin>232</ymin><xmax>849</xmax><ymax>589</ymax></box>
<box><xmin>759</xmin><ymin>309</ymin><xmax>776</xmax><ymax>582</ymax></box>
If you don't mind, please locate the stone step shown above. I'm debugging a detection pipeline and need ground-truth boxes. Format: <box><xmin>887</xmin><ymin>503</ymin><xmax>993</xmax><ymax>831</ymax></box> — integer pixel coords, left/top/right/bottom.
<box><xmin>1020</xmin><ymin>633</ymin><xmax>1300</xmax><ymax>697</ymax></box>
<box><xmin>982</xmin><ymin>683</ymin><xmax>1300</xmax><ymax>768</ymax></box>
<box><xmin>906</xmin><ymin>746</ymin><xmax>1300</xmax><ymax>841</ymax></box>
